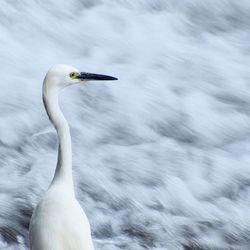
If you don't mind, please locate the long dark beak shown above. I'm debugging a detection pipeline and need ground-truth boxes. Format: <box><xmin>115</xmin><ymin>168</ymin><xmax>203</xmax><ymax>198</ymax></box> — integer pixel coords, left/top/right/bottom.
<box><xmin>77</xmin><ymin>72</ymin><xmax>118</xmax><ymax>81</ymax></box>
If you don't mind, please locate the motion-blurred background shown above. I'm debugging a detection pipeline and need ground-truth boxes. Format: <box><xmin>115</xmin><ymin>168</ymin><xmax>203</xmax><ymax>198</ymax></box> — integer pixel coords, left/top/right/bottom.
<box><xmin>0</xmin><ymin>0</ymin><xmax>250</xmax><ymax>249</ymax></box>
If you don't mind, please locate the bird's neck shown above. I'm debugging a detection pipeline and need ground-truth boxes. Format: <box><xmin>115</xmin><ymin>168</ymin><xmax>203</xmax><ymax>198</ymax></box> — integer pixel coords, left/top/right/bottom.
<box><xmin>43</xmin><ymin>83</ymin><xmax>74</xmax><ymax>194</ymax></box>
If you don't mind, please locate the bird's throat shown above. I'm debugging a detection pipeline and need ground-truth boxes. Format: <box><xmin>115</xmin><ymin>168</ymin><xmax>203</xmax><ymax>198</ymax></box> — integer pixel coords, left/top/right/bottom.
<box><xmin>43</xmin><ymin>83</ymin><xmax>74</xmax><ymax>193</ymax></box>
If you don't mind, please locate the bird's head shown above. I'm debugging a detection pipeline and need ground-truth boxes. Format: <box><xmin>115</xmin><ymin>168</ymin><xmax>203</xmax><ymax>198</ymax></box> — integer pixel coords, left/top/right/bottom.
<box><xmin>44</xmin><ymin>64</ymin><xmax>117</xmax><ymax>89</ymax></box>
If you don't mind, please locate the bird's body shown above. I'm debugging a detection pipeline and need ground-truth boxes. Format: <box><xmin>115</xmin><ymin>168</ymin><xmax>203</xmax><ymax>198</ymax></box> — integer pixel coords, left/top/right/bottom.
<box><xmin>29</xmin><ymin>181</ymin><xmax>94</xmax><ymax>250</ymax></box>
<box><xmin>29</xmin><ymin>64</ymin><xmax>117</xmax><ymax>250</ymax></box>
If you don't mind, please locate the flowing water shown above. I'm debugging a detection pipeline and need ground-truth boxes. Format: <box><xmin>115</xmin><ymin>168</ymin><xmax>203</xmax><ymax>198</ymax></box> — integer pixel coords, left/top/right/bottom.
<box><xmin>0</xmin><ymin>0</ymin><xmax>250</xmax><ymax>249</ymax></box>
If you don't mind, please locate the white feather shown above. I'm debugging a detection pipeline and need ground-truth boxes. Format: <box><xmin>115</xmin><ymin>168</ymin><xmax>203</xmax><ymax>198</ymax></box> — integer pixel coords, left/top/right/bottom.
<box><xmin>29</xmin><ymin>65</ymin><xmax>96</xmax><ymax>250</ymax></box>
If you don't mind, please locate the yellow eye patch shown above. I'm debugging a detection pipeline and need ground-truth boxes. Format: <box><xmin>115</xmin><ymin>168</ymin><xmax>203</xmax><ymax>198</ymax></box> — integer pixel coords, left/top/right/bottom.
<box><xmin>69</xmin><ymin>72</ymin><xmax>80</xmax><ymax>79</ymax></box>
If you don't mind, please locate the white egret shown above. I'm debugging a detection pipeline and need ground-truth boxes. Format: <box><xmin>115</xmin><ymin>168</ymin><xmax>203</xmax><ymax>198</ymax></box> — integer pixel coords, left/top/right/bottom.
<box><xmin>29</xmin><ymin>64</ymin><xmax>117</xmax><ymax>250</ymax></box>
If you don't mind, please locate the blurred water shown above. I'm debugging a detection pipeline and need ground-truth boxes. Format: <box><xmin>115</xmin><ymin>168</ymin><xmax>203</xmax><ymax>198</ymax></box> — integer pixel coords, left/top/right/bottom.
<box><xmin>1</xmin><ymin>0</ymin><xmax>250</xmax><ymax>249</ymax></box>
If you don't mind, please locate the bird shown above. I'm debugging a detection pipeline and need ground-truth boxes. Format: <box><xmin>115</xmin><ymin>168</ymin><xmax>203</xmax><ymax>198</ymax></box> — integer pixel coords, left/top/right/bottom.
<box><xmin>29</xmin><ymin>64</ymin><xmax>118</xmax><ymax>250</ymax></box>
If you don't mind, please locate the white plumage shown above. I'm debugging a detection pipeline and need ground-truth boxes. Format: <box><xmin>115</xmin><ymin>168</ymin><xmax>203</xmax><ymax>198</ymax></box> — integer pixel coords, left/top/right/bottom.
<box><xmin>29</xmin><ymin>64</ymin><xmax>117</xmax><ymax>250</ymax></box>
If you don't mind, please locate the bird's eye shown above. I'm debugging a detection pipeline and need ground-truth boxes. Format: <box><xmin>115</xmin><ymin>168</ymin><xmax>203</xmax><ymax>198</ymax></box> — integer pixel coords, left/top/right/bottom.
<box><xmin>69</xmin><ymin>72</ymin><xmax>75</xmax><ymax>78</ymax></box>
